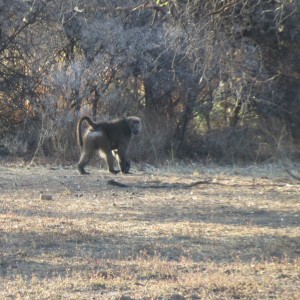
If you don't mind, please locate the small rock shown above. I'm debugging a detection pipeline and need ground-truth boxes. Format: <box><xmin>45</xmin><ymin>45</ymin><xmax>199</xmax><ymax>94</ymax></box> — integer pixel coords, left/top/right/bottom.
<box><xmin>40</xmin><ymin>194</ymin><xmax>53</xmax><ymax>201</ymax></box>
<box><xmin>118</xmin><ymin>296</ymin><xmax>134</xmax><ymax>300</ymax></box>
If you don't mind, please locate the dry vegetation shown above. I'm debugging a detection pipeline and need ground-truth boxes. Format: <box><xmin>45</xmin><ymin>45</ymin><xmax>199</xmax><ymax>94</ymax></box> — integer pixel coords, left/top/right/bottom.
<box><xmin>0</xmin><ymin>162</ymin><xmax>299</xmax><ymax>299</ymax></box>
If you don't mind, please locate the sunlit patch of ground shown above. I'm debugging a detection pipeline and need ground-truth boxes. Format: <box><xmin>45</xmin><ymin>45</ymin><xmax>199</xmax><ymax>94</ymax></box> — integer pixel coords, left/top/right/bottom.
<box><xmin>0</xmin><ymin>163</ymin><xmax>299</xmax><ymax>299</ymax></box>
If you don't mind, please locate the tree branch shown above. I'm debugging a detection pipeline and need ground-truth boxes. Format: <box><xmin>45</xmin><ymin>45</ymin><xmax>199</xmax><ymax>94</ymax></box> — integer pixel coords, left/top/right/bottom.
<box><xmin>107</xmin><ymin>178</ymin><xmax>213</xmax><ymax>189</ymax></box>
<box><xmin>207</xmin><ymin>0</ymin><xmax>240</xmax><ymax>16</ymax></box>
<box><xmin>72</xmin><ymin>1</ymin><xmax>167</xmax><ymax>15</ymax></box>
<box><xmin>286</xmin><ymin>169</ymin><xmax>300</xmax><ymax>181</ymax></box>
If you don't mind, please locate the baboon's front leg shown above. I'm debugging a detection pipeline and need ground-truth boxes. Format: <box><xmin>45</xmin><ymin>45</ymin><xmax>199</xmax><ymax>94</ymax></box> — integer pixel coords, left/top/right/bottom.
<box><xmin>116</xmin><ymin>147</ymin><xmax>130</xmax><ymax>174</ymax></box>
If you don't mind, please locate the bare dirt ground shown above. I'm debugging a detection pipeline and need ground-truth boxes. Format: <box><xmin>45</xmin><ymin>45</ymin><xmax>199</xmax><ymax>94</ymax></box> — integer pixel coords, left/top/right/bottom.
<box><xmin>0</xmin><ymin>162</ymin><xmax>299</xmax><ymax>299</ymax></box>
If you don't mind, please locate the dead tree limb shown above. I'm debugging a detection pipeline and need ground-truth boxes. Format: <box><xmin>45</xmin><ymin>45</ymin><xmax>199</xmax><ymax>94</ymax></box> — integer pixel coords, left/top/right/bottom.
<box><xmin>107</xmin><ymin>178</ymin><xmax>213</xmax><ymax>189</ymax></box>
<box><xmin>286</xmin><ymin>169</ymin><xmax>300</xmax><ymax>181</ymax></box>
<box><xmin>71</xmin><ymin>2</ymin><xmax>167</xmax><ymax>15</ymax></box>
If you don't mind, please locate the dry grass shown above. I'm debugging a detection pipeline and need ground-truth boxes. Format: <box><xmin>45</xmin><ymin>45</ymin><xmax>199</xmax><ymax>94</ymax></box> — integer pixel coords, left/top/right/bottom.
<box><xmin>0</xmin><ymin>162</ymin><xmax>299</xmax><ymax>299</ymax></box>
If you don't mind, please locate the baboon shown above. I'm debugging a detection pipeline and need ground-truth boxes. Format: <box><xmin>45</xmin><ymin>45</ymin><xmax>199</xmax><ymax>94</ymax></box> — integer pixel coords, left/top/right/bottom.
<box><xmin>77</xmin><ymin>116</ymin><xmax>141</xmax><ymax>175</ymax></box>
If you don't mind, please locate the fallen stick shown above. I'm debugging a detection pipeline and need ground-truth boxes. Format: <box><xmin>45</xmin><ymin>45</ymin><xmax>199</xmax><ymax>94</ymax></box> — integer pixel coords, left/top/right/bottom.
<box><xmin>107</xmin><ymin>178</ymin><xmax>213</xmax><ymax>189</ymax></box>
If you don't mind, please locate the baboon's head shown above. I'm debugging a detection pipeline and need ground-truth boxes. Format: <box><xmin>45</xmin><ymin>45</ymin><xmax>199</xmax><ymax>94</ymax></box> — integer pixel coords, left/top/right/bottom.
<box><xmin>127</xmin><ymin>117</ymin><xmax>141</xmax><ymax>135</ymax></box>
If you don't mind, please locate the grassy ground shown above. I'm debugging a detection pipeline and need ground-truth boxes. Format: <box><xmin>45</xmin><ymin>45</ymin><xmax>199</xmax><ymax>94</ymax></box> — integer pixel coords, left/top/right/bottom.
<box><xmin>0</xmin><ymin>162</ymin><xmax>299</xmax><ymax>299</ymax></box>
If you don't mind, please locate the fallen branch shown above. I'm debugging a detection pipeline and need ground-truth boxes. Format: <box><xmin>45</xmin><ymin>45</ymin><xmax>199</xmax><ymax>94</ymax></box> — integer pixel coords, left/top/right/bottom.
<box><xmin>286</xmin><ymin>169</ymin><xmax>300</xmax><ymax>181</ymax></box>
<box><xmin>71</xmin><ymin>2</ymin><xmax>167</xmax><ymax>15</ymax></box>
<box><xmin>107</xmin><ymin>178</ymin><xmax>213</xmax><ymax>189</ymax></box>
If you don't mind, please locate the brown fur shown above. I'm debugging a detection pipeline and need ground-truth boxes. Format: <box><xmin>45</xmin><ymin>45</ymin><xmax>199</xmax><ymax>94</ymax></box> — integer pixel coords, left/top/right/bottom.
<box><xmin>77</xmin><ymin>116</ymin><xmax>141</xmax><ymax>174</ymax></box>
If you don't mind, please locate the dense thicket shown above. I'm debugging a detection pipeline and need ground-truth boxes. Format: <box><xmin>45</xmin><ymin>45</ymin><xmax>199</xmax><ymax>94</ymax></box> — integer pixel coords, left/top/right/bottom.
<box><xmin>0</xmin><ymin>0</ymin><xmax>299</xmax><ymax>163</ymax></box>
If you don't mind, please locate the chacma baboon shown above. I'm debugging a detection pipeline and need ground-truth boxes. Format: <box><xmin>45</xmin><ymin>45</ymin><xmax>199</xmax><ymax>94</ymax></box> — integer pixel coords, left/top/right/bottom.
<box><xmin>77</xmin><ymin>116</ymin><xmax>141</xmax><ymax>175</ymax></box>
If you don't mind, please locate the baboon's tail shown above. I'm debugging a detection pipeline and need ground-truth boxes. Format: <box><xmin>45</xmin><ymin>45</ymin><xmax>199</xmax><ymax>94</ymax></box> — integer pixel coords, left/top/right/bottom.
<box><xmin>77</xmin><ymin>116</ymin><xmax>96</xmax><ymax>148</ymax></box>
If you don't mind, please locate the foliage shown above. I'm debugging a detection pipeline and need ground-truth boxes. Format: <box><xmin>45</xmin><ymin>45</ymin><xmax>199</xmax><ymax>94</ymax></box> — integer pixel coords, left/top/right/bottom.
<box><xmin>0</xmin><ymin>0</ymin><xmax>299</xmax><ymax>162</ymax></box>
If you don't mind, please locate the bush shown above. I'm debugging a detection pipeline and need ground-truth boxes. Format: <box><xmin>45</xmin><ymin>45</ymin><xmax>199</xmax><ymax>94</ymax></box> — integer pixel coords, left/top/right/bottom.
<box><xmin>183</xmin><ymin>127</ymin><xmax>273</xmax><ymax>163</ymax></box>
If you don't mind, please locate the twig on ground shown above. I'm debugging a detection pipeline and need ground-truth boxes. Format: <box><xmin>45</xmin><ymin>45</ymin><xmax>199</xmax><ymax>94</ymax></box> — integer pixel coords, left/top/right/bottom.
<box><xmin>107</xmin><ymin>178</ymin><xmax>213</xmax><ymax>189</ymax></box>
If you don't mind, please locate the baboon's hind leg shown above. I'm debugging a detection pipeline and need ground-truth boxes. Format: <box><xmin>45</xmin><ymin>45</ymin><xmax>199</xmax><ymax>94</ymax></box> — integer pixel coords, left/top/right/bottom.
<box><xmin>103</xmin><ymin>151</ymin><xmax>120</xmax><ymax>174</ymax></box>
<box><xmin>78</xmin><ymin>151</ymin><xmax>93</xmax><ymax>175</ymax></box>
